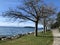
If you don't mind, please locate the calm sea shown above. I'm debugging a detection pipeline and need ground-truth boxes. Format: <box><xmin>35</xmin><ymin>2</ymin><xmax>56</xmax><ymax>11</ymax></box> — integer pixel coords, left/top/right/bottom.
<box><xmin>0</xmin><ymin>26</ymin><xmax>43</xmax><ymax>36</ymax></box>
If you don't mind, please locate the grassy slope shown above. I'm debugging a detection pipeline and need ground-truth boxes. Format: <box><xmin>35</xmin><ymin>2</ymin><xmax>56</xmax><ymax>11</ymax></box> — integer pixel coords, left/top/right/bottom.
<box><xmin>0</xmin><ymin>31</ymin><xmax>53</xmax><ymax>45</ymax></box>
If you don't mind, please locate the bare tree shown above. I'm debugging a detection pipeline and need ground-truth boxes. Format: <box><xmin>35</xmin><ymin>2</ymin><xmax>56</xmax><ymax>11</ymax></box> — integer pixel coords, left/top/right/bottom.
<box><xmin>3</xmin><ymin>0</ymin><xmax>55</xmax><ymax>36</ymax></box>
<box><xmin>40</xmin><ymin>5</ymin><xmax>56</xmax><ymax>33</ymax></box>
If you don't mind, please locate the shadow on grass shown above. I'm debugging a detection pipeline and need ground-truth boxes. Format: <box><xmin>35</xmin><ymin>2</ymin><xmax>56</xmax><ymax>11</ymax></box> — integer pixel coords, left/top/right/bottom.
<box><xmin>37</xmin><ymin>35</ymin><xmax>53</xmax><ymax>38</ymax></box>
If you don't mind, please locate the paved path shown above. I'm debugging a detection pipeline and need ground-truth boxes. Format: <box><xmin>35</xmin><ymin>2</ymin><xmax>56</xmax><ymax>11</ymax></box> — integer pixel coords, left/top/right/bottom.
<box><xmin>52</xmin><ymin>29</ymin><xmax>60</xmax><ymax>45</ymax></box>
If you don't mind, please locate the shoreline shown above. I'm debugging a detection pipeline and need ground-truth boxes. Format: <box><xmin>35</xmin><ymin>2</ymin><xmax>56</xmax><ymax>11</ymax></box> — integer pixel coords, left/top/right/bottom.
<box><xmin>0</xmin><ymin>29</ymin><xmax>43</xmax><ymax>40</ymax></box>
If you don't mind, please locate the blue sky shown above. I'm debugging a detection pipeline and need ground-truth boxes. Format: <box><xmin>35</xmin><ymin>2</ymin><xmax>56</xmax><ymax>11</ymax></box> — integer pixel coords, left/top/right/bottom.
<box><xmin>0</xmin><ymin>0</ymin><xmax>60</xmax><ymax>27</ymax></box>
<box><xmin>44</xmin><ymin>0</ymin><xmax>60</xmax><ymax>12</ymax></box>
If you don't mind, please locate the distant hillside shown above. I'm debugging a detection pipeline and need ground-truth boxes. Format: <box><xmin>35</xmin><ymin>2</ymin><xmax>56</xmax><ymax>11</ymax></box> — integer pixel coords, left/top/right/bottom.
<box><xmin>24</xmin><ymin>26</ymin><xmax>35</xmax><ymax>28</ymax></box>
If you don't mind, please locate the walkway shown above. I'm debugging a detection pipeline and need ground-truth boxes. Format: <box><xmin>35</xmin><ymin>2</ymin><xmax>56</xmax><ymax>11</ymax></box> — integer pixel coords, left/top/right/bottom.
<box><xmin>52</xmin><ymin>29</ymin><xmax>60</xmax><ymax>45</ymax></box>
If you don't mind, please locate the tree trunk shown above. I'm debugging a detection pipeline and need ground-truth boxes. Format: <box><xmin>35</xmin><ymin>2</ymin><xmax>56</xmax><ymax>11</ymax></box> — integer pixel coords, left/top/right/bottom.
<box><xmin>43</xmin><ymin>17</ymin><xmax>46</xmax><ymax>33</ymax></box>
<box><xmin>46</xmin><ymin>25</ymin><xmax>47</xmax><ymax>31</ymax></box>
<box><xmin>34</xmin><ymin>21</ymin><xmax>38</xmax><ymax>36</ymax></box>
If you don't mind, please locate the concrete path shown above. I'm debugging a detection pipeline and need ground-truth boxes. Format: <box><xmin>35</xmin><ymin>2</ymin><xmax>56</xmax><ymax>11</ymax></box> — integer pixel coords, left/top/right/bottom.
<box><xmin>52</xmin><ymin>29</ymin><xmax>60</xmax><ymax>45</ymax></box>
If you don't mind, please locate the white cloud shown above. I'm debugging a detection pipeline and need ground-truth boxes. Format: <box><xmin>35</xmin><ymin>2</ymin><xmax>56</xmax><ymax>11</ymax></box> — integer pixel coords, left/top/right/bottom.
<box><xmin>0</xmin><ymin>21</ymin><xmax>43</xmax><ymax>28</ymax></box>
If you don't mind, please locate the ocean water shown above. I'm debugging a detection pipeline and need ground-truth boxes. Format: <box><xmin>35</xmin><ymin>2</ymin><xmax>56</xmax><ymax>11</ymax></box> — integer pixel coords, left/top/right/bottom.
<box><xmin>0</xmin><ymin>27</ymin><xmax>43</xmax><ymax>36</ymax></box>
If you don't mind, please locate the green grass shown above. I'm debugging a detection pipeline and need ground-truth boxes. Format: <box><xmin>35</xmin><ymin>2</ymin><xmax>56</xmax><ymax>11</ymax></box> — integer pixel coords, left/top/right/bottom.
<box><xmin>0</xmin><ymin>31</ymin><xmax>53</xmax><ymax>45</ymax></box>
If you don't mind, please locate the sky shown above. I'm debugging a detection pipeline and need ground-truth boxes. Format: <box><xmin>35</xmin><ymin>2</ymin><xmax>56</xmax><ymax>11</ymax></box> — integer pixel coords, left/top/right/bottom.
<box><xmin>0</xmin><ymin>0</ymin><xmax>60</xmax><ymax>27</ymax></box>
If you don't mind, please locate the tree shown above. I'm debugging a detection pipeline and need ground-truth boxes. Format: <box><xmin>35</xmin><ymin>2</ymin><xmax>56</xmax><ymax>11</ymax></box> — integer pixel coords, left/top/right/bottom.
<box><xmin>3</xmin><ymin>0</ymin><xmax>42</xmax><ymax>36</ymax></box>
<box><xmin>40</xmin><ymin>5</ymin><xmax>56</xmax><ymax>33</ymax></box>
<box><xmin>57</xmin><ymin>12</ymin><xmax>60</xmax><ymax>27</ymax></box>
<box><xmin>3</xmin><ymin>0</ymin><xmax>55</xmax><ymax>36</ymax></box>
<box><xmin>45</xmin><ymin>17</ymin><xmax>56</xmax><ymax>30</ymax></box>
<box><xmin>51</xmin><ymin>22</ymin><xmax>59</xmax><ymax>29</ymax></box>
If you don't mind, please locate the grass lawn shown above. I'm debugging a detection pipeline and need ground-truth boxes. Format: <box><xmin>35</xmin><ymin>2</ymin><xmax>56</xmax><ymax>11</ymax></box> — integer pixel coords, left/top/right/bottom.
<box><xmin>0</xmin><ymin>31</ymin><xmax>53</xmax><ymax>45</ymax></box>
